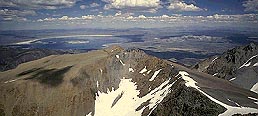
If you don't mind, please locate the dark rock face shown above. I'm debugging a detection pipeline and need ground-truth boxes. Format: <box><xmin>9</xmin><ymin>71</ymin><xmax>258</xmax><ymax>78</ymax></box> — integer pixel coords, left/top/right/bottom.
<box><xmin>193</xmin><ymin>43</ymin><xmax>258</xmax><ymax>79</ymax></box>
<box><xmin>150</xmin><ymin>80</ymin><xmax>226</xmax><ymax>116</ymax></box>
<box><xmin>233</xmin><ymin>113</ymin><xmax>258</xmax><ymax>116</ymax></box>
<box><xmin>192</xmin><ymin>43</ymin><xmax>258</xmax><ymax>90</ymax></box>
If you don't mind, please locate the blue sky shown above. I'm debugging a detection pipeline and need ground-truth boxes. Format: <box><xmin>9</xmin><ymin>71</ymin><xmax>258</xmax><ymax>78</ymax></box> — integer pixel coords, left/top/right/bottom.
<box><xmin>0</xmin><ymin>0</ymin><xmax>257</xmax><ymax>30</ymax></box>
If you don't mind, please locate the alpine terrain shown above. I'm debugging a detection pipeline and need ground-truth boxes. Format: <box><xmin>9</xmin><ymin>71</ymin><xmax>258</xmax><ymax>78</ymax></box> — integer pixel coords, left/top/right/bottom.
<box><xmin>193</xmin><ymin>43</ymin><xmax>258</xmax><ymax>94</ymax></box>
<box><xmin>0</xmin><ymin>45</ymin><xmax>258</xmax><ymax>116</ymax></box>
<box><xmin>0</xmin><ymin>46</ymin><xmax>86</xmax><ymax>72</ymax></box>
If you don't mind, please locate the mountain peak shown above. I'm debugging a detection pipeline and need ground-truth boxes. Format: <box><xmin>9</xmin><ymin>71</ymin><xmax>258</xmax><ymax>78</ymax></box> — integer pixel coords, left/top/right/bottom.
<box><xmin>103</xmin><ymin>45</ymin><xmax>124</xmax><ymax>54</ymax></box>
<box><xmin>243</xmin><ymin>42</ymin><xmax>257</xmax><ymax>51</ymax></box>
<box><xmin>193</xmin><ymin>42</ymin><xmax>258</xmax><ymax>93</ymax></box>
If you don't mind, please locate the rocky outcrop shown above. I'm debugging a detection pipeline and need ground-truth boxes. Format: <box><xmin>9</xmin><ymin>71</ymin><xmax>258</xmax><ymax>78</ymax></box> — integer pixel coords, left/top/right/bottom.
<box><xmin>193</xmin><ymin>43</ymin><xmax>258</xmax><ymax>79</ymax></box>
<box><xmin>192</xmin><ymin>43</ymin><xmax>258</xmax><ymax>92</ymax></box>
<box><xmin>151</xmin><ymin>80</ymin><xmax>226</xmax><ymax>116</ymax></box>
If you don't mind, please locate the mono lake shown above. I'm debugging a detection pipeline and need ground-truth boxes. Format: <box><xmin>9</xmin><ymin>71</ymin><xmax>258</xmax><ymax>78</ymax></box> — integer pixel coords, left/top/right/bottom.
<box><xmin>12</xmin><ymin>35</ymin><xmax>128</xmax><ymax>50</ymax></box>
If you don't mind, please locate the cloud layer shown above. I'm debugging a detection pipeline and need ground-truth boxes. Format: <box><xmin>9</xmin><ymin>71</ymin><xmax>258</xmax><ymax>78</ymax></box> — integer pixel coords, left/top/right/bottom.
<box><xmin>0</xmin><ymin>0</ymin><xmax>257</xmax><ymax>30</ymax></box>
<box><xmin>36</xmin><ymin>13</ymin><xmax>258</xmax><ymax>25</ymax></box>
<box><xmin>0</xmin><ymin>0</ymin><xmax>78</xmax><ymax>9</ymax></box>
<box><xmin>0</xmin><ymin>9</ymin><xmax>36</xmax><ymax>21</ymax></box>
<box><xmin>1</xmin><ymin>12</ymin><xmax>257</xmax><ymax>30</ymax></box>
<box><xmin>243</xmin><ymin>0</ymin><xmax>258</xmax><ymax>12</ymax></box>
<box><xmin>0</xmin><ymin>0</ymin><xmax>206</xmax><ymax>21</ymax></box>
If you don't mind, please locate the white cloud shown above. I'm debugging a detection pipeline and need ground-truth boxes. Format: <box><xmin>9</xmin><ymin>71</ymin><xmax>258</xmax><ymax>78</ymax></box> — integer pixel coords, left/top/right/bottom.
<box><xmin>114</xmin><ymin>12</ymin><xmax>134</xmax><ymax>17</ymax></box>
<box><xmin>2</xmin><ymin>17</ymin><xmax>28</xmax><ymax>21</ymax></box>
<box><xmin>80</xmin><ymin>3</ymin><xmax>99</xmax><ymax>10</ymax></box>
<box><xmin>161</xmin><ymin>14</ymin><xmax>169</xmax><ymax>18</ymax></box>
<box><xmin>80</xmin><ymin>5</ymin><xmax>87</xmax><ymax>9</ymax></box>
<box><xmin>0</xmin><ymin>9</ymin><xmax>36</xmax><ymax>16</ymax></box>
<box><xmin>243</xmin><ymin>0</ymin><xmax>258</xmax><ymax>12</ymax></box>
<box><xmin>59</xmin><ymin>16</ymin><xmax>69</xmax><ymax>20</ymax></box>
<box><xmin>168</xmin><ymin>1</ymin><xmax>202</xmax><ymax>11</ymax></box>
<box><xmin>82</xmin><ymin>15</ymin><xmax>94</xmax><ymax>20</ymax></box>
<box><xmin>41</xmin><ymin>17</ymin><xmax>57</xmax><ymax>21</ymax></box>
<box><xmin>102</xmin><ymin>0</ymin><xmax>161</xmax><ymax>12</ymax></box>
<box><xmin>90</xmin><ymin>3</ymin><xmax>100</xmax><ymax>8</ymax></box>
<box><xmin>0</xmin><ymin>0</ymin><xmax>78</xmax><ymax>9</ymax></box>
<box><xmin>138</xmin><ymin>15</ymin><xmax>147</xmax><ymax>19</ymax></box>
<box><xmin>38</xmin><ymin>15</ymin><xmax>95</xmax><ymax>22</ymax></box>
<box><xmin>0</xmin><ymin>9</ymin><xmax>36</xmax><ymax>21</ymax></box>
<box><xmin>115</xmin><ymin>12</ymin><xmax>122</xmax><ymax>16</ymax></box>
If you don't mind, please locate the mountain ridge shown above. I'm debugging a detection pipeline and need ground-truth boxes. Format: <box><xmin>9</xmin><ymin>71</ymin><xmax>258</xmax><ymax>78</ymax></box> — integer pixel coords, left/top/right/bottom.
<box><xmin>193</xmin><ymin>42</ymin><xmax>258</xmax><ymax>93</ymax></box>
<box><xmin>0</xmin><ymin>45</ymin><xmax>257</xmax><ymax>116</ymax></box>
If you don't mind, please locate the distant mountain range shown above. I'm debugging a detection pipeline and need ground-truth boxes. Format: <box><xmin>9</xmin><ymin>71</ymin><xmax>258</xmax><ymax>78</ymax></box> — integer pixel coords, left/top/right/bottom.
<box><xmin>0</xmin><ymin>44</ymin><xmax>258</xmax><ymax>116</ymax></box>
<box><xmin>193</xmin><ymin>43</ymin><xmax>258</xmax><ymax>94</ymax></box>
<box><xmin>0</xmin><ymin>46</ymin><xmax>89</xmax><ymax>71</ymax></box>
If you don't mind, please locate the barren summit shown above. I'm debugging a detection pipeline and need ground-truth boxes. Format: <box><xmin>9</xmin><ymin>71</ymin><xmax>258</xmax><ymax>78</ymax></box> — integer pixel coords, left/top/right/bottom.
<box><xmin>0</xmin><ymin>46</ymin><xmax>258</xmax><ymax>116</ymax></box>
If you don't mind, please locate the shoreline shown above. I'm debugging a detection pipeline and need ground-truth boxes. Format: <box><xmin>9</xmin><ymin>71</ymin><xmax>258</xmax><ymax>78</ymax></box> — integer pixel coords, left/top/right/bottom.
<box><xmin>15</xmin><ymin>34</ymin><xmax>113</xmax><ymax>45</ymax></box>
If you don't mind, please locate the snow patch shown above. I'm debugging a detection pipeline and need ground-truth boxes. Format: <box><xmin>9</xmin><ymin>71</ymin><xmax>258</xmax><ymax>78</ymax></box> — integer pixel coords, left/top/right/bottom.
<box><xmin>99</xmin><ymin>69</ymin><xmax>103</xmax><ymax>74</ymax></box>
<box><xmin>94</xmin><ymin>77</ymin><xmax>176</xmax><ymax>116</ymax></box>
<box><xmin>248</xmin><ymin>97</ymin><xmax>258</xmax><ymax>101</ymax></box>
<box><xmin>239</xmin><ymin>62</ymin><xmax>251</xmax><ymax>69</ymax></box>
<box><xmin>229</xmin><ymin>77</ymin><xmax>236</xmax><ymax>81</ymax></box>
<box><xmin>97</xmin><ymin>81</ymin><xmax>99</xmax><ymax>88</ymax></box>
<box><xmin>204</xmin><ymin>66</ymin><xmax>209</xmax><ymax>70</ymax></box>
<box><xmin>251</xmin><ymin>82</ymin><xmax>258</xmax><ymax>94</ymax></box>
<box><xmin>129</xmin><ymin>68</ymin><xmax>134</xmax><ymax>72</ymax></box>
<box><xmin>119</xmin><ymin>60</ymin><xmax>125</xmax><ymax>66</ymax></box>
<box><xmin>86</xmin><ymin>112</ymin><xmax>92</xmax><ymax>116</ymax></box>
<box><xmin>4</xmin><ymin>79</ymin><xmax>18</xmax><ymax>84</ymax></box>
<box><xmin>253</xmin><ymin>63</ymin><xmax>258</xmax><ymax>67</ymax></box>
<box><xmin>213</xmin><ymin>73</ymin><xmax>218</xmax><ymax>76</ymax></box>
<box><xmin>115</xmin><ymin>55</ymin><xmax>125</xmax><ymax>66</ymax></box>
<box><xmin>227</xmin><ymin>99</ymin><xmax>241</xmax><ymax>107</ymax></box>
<box><xmin>147</xmin><ymin>70</ymin><xmax>152</xmax><ymax>74</ymax></box>
<box><xmin>248</xmin><ymin>97</ymin><xmax>258</xmax><ymax>105</ymax></box>
<box><xmin>116</xmin><ymin>55</ymin><xmax>120</xmax><ymax>59</ymax></box>
<box><xmin>139</xmin><ymin>66</ymin><xmax>147</xmax><ymax>74</ymax></box>
<box><xmin>239</xmin><ymin>55</ymin><xmax>258</xmax><ymax>69</ymax></box>
<box><xmin>149</xmin><ymin>69</ymin><xmax>162</xmax><ymax>81</ymax></box>
<box><xmin>212</xmin><ymin>57</ymin><xmax>218</xmax><ymax>63</ymax></box>
<box><xmin>179</xmin><ymin>71</ymin><xmax>258</xmax><ymax>116</ymax></box>
<box><xmin>148</xmin><ymin>87</ymin><xmax>151</xmax><ymax>91</ymax></box>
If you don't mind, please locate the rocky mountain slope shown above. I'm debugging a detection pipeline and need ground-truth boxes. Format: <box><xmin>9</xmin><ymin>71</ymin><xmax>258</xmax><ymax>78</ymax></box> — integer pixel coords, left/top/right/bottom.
<box><xmin>0</xmin><ymin>46</ymin><xmax>87</xmax><ymax>72</ymax></box>
<box><xmin>192</xmin><ymin>43</ymin><xmax>258</xmax><ymax>93</ymax></box>
<box><xmin>0</xmin><ymin>46</ymin><xmax>258</xmax><ymax>116</ymax></box>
